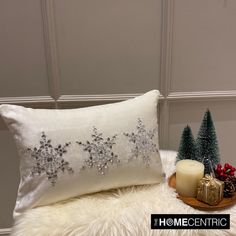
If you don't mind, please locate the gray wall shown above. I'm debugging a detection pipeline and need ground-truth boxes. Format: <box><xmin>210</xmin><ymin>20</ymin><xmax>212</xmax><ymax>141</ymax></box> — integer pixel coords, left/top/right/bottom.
<box><xmin>1</xmin><ymin>0</ymin><xmax>236</xmax><ymax>234</ymax></box>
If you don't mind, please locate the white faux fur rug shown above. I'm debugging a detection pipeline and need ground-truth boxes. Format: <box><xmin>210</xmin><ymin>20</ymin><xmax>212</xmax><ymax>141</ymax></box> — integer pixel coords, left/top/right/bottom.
<box><xmin>11</xmin><ymin>150</ymin><xmax>236</xmax><ymax>236</ymax></box>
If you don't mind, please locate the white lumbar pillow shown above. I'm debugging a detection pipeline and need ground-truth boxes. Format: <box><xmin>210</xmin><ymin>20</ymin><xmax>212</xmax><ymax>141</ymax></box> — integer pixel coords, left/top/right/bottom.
<box><xmin>0</xmin><ymin>90</ymin><xmax>164</xmax><ymax>217</ymax></box>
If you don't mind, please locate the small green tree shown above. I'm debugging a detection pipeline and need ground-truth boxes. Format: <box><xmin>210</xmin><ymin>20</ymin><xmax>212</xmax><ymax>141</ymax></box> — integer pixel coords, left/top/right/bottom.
<box><xmin>176</xmin><ymin>125</ymin><xmax>197</xmax><ymax>162</ymax></box>
<box><xmin>196</xmin><ymin>109</ymin><xmax>220</xmax><ymax>167</ymax></box>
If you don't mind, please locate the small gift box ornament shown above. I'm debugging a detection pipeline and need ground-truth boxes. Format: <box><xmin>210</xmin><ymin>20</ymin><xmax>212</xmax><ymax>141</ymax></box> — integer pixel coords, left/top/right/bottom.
<box><xmin>197</xmin><ymin>174</ymin><xmax>224</xmax><ymax>206</ymax></box>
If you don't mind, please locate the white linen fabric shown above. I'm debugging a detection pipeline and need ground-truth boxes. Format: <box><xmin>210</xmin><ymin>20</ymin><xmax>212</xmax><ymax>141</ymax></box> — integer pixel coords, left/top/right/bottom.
<box><xmin>0</xmin><ymin>90</ymin><xmax>164</xmax><ymax>217</ymax></box>
<box><xmin>10</xmin><ymin>150</ymin><xmax>236</xmax><ymax>236</ymax></box>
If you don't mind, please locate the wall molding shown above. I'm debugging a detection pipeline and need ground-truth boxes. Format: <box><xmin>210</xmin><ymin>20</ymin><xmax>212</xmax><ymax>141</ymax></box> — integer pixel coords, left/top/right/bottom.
<box><xmin>159</xmin><ymin>0</ymin><xmax>174</xmax><ymax>147</ymax></box>
<box><xmin>0</xmin><ymin>96</ymin><xmax>54</xmax><ymax>104</ymax></box>
<box><xmin>160</xmin><ymin>0</ymin><xmax>174</xmax><ymax>97</ymax></box>
<box><xmin>167</xmin><ymin>90</ymin><xmax>236</xmax><ymax>101</ymax></box>
<box><xmin>0</xmin><ymin>228</ymin><xmax>11</xmax><ymax>235</ymax></box>
<box><xmin>0</xmin><ymin>91</ymin><xmax>235</xmax><ymax>105</ymax></box>
<box><xmin>58</xmin><ymin>93</ymin><xmax>165</xmax><ymax>103</ymax></box>
<box><xmin>41</xmin><ymin>0</ymin><xmax>61</xmax><ymax>102</ymax></box>
<box><xmin>159</xmin><ymin>100</ymin><xmax>170</xmax><ymax>149</ymax></box>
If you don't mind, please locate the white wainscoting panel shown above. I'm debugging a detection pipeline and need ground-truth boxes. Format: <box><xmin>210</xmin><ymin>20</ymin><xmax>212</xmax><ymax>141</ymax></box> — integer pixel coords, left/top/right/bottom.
<box><xmin>0</xmin><ymin>0</ymin><xmax>49</xmax><ymax>97</ymax></box>
<box><xmin>170</xmin><ymin>0</ymin><xmax>236</xmax><ymax>92</ymax></box>
<box><xmin>54</xmin><ymin>0</ymin><xmax>162</xmax><ymax>94</ymax></box>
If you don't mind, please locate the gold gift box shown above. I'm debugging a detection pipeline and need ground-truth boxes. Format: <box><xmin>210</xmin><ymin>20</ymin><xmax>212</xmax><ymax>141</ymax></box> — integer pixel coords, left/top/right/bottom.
<box><xmin>197</xmin><ymin>174</ymin><xmax>224</xmax><ymax>206</ymax></box>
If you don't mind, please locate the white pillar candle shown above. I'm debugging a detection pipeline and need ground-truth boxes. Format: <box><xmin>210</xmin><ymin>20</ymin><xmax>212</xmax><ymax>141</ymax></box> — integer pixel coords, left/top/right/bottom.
<box><xmin>176</xmin><ymin>159</ymin><xmax>204</xmax><ymax>197</ymax></box>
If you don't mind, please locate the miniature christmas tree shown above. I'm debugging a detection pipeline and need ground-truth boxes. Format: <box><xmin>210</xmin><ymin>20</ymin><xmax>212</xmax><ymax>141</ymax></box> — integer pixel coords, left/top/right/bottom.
<box><xmin>196</xmin><ymin>109</ymin><xmax>220</xmax><ymax>167</ymax></box>
<box><xmin>176</xmin><ymin>125</ymin><xmax>197</xmax><ymax>162</ymax></box>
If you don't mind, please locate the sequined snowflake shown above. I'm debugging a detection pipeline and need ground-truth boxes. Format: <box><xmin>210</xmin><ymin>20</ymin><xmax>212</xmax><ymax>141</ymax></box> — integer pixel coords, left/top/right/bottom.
<box><xmin>124</xmin><ymin>118</ymin><xmax>158</xmax><ymax>167</ymax></box>
<box><xmin>27</xmin><ymin>132</ymin><xmax>74</xmax><ymax>185</ymax></box>
<box><xmin>76</xmin><ymin>127</ymin><xmax>120</xmax><ymax>175</ymax></box>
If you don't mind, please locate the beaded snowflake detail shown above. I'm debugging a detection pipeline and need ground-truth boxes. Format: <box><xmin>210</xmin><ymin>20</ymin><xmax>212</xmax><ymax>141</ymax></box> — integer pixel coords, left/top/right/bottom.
<box><xmin>27</xmin><ymin>132</ymin><xmax>74</xmax><ymax>186</ymax></box>
<box><xmin>76</xmin><ymin>127</ymin><xmax>120</xmax><ymax>175</ymax></box>
<box><xmin>123</xmin><ymin>118</ymin><xmax>158</xmax><ymax>167</ymax></box>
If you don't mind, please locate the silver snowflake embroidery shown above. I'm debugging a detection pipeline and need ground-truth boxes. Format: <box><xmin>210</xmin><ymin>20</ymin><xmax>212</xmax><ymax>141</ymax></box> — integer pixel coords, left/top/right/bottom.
<box><xmin>76</xmin><ymin>127</ymin><xmax>120</xmax><ymax>175</ymax></box>
<box><xmin>124</xmin><ymin>118</ymin><xmax>158</xmax><ymax>167</ymax></box>
<box><xmin>27</xmin><ymin>132</ymin><xmax>74</xmax><ymax>186</ymax></box>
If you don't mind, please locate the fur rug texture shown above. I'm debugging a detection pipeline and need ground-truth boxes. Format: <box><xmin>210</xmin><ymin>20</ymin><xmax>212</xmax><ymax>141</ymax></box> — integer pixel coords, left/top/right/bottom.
<box><xmin>11</xmin><ymin>150</ymin><xmax>236</xmax><ymax>236</ymax></box>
